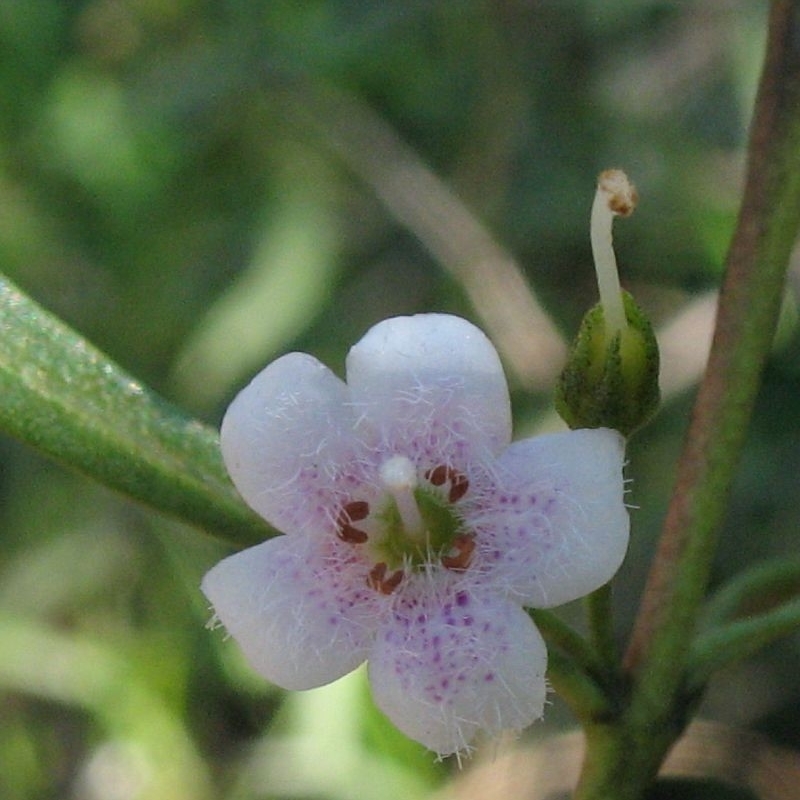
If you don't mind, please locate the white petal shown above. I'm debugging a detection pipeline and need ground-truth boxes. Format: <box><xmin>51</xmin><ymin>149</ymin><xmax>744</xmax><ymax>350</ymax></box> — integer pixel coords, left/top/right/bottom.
<box><xmin>221</xmin><ymin>352</ymin><xmax>364</xmax><ymax>534</ymax></box>
<box><xmin>202</xmin><ymin>535</ymin><xmax>385</xmax><ymax>690</ymax></box>
<box><xmin>368</xmin><ymin>585</ymin><xmax>547</xmax><ymax>756</ymax></box>
<box><xmin>345</xmin><ymin>315</ymin><xmax>511</xmax><ymax>469</ymax></box>
<box><xmin>473</xmin><ymin>428</ymin><xmax>629</xmax><ymax>608</ymax></box>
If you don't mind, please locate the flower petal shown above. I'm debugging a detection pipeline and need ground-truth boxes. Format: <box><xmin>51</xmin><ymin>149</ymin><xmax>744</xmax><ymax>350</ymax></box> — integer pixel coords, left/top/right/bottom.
<box><xmin>473</xmin><ymin>428</ymin><xmax>629</xmax><ymax>608</ymax></box>
<box><xmin>368</xmin><ymin>582</ymin><xmax>547</xmax><ymax>755</ymax></box>
<box><xmin>202</xmin><ymin>535</ymin><xmax>384</xmax><ymax>690</ymax></box>
<box><xmin>221</xmin><ymin>352</ymin><xmax>364</xmax><ymax>535</ymax></box>
<box><xmin>345</xmin><ymin>315</ymin><xmax>511</xmax><ymax>469</ymax></box>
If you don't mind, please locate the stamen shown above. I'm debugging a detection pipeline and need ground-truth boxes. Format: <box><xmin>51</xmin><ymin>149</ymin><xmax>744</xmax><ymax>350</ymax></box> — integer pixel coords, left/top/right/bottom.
<box><xmin>425</xmin><ymin>465</ymin><xmax>470</xmax><ymax>503</ymax></box>
<box><xmin>336</xmin><ymin>501</ymin><xmax>370</xmax><ymax>544</ymax></box>
<box><xmin>427</xmin><ymin>465</ymin><xmax>448</xmax><ymax>486</ymax></box>
<box><xmin>380</xmin><ymin>456</ymin><xmax>425</xmax><ymax>540</ymax></box>
<box><xmin>343</xmin><ymin>500</ymin><xmax>369</xmax><ymax>521</ymax></box>
<box><xmin>367</xmin><ymin>562</ymin><xmax>405</xmax><ymax>594</ymax></box>
<box><xmin>448</xmin><ymin>473</ymin><xmax>469</xmax><ymax>503</ymax></box>
<box><xmin>441</xmin><ymin>534</ymin><xmax>475</xmax><ymax>571</ymax></box>
<box><xmin>591</xmin><ymin>169</ymin><xmax>637</xmax><ymax>336</ymax></box>
<box><xmin>337</xmin><ymin>524</ymin><xmax>368</xmax><ymax>544</ymax></box>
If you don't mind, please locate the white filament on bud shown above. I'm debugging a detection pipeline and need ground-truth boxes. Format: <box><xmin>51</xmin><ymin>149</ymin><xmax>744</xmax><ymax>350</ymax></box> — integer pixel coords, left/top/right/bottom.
<box><xmin>590</xmin><ymin>169</ymin><xmax>638</xmax><ymax>336</ymax></box>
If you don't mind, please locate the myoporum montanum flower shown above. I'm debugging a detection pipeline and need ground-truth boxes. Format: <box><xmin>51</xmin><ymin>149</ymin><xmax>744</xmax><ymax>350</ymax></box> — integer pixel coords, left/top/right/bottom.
<box><xmin>202</xmin><ymin>314</ymin><xmax>629</xmax><ymax>756</ymax></box>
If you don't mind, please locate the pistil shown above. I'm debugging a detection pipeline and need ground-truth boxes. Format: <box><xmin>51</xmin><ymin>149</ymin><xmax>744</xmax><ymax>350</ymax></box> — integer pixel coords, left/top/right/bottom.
<box><xmin>590</xmin><ymin>169</ymin><xmax>638</xmax><ymax>336</ymax></box>
<box><xmin>379</xmin><ymin>455</ymin><xmax>426</xmax><ymax>543</ymax></box>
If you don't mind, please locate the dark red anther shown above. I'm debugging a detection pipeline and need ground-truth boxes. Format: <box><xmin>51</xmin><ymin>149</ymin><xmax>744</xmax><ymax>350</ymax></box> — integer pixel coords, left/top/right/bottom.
<box><xmin>426</xmin><ymin>465</ymin><xmax>448</xmax><ymax>487</ymax></box>
<box><xmin>343</xmin><ymin>500</ymin><xmax>369</xmax><ymax>521</ymax></box>
<box><xmin>337</xmin><ymin>524</ymin><xmax>368</xmax><ymax>544</ymax></box>
<box><xmin>425</xmin><ymin>465</ymin><xmax>469</xmax><ymax>502</ymax></box>
<box><xmin>448</xmin><ymin>472</ymin><xmax>469</xmax><ymax>503</ymax></box>
<box><xmin>336</xmin><ymin>501</ymin><xmax>370</xmax><ymax>544</ymax></box>
<box><xmin>441</xmin><ymin>534</ymin><xmax>475</xmax><ymax>571</ymax></box>
<box><xmin>367</xmin><ymin>562</ymin><xmax>404</xmax><ymax>594</ymax></box>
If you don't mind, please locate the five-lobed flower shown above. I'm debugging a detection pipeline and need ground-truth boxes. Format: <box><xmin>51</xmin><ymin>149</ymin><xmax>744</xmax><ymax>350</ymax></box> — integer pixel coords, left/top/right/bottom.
<box><xmin>202</xmin><ymin>313</ymin><xmax>630</xmax><ymax>756</ymax></box>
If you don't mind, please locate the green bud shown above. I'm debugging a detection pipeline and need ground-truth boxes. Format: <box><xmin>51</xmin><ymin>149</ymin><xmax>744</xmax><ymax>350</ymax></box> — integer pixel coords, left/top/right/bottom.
<box><xmin>556</xmin><ymin>290</ymin><xmax>660</xmax><ymax>436</ymax></box>
<box><xmin>556</xmin><ymin>169</ymin><xmax>660</xmax><ymax>436</ymax></box>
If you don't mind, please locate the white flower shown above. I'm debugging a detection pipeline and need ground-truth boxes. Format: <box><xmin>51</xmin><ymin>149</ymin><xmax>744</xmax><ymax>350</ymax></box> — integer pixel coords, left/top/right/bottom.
<box><xmin>202</xmin><ymin>314</ymin><xmax>629</xmax><ymax>756</ymax></box>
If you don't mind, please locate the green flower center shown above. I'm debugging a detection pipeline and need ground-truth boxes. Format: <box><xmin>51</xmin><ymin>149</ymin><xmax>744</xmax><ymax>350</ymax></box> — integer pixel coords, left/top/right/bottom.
<box><xmin>373</xmin><ymin>485</ymin><xmax>465</xmax><ymax>570</ymax></box>
<box><xmin>334</xmin><ymin>455</ymin><xmax>475</xmax><ymax>594</ymax></box>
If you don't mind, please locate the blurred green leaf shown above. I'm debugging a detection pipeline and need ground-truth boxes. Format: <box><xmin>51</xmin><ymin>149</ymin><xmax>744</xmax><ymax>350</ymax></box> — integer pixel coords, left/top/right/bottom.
<box><xmin>0</xmin><ymin>613</ymin><xmax>212</xmax><ymax>800</ymax></box>
<box><xmin>0</xmin><ymin>274</ymin><xmax>270</xmax><ymax>546</ymax></box>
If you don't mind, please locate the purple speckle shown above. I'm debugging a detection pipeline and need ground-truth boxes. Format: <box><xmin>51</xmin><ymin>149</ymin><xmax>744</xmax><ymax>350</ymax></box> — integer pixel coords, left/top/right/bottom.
<box><xmin>484</xmin><ymin>672</ymin><xmax>495</xmax><ymax>682</ymax></box>
<box><xmin>455</xmin><ymin>591</ymin><xmax>469</xmax><ymax>607</ymax></box>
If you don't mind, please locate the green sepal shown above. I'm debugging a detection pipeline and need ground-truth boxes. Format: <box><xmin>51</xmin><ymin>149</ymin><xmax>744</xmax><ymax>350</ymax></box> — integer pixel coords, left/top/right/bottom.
<box><xmin>556</xmin><ymin>291</ymin><xmax>660</xmax><ymax>437</ymax></box>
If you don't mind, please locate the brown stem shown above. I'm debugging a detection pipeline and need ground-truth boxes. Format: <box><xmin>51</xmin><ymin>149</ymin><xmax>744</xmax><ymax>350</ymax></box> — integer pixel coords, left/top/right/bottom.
<box><xmin>625</xmin><ymin>0</ymin><xmax>800</xmax><ymax>677</ymax></box>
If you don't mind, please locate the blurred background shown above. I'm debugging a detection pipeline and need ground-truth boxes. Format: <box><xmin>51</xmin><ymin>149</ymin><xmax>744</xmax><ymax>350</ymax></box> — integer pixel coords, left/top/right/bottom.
<box><xmin>1</xmin><ymin>2</ymin><xmax>799</xmax><ymax>799</ymax></box>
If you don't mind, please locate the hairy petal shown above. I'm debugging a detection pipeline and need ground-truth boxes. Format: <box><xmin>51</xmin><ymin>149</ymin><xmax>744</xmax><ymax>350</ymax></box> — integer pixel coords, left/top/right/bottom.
<box><xmin>221</xmin><ymin>353</ymin><xmax>365</xmax><ymax>535</ymax></box>
<box><xmin>346</xmin><ymin>315</ymin><xmax>511</xmax><ymax>469</ymax></box>
<box><xmin>368</xmin><ymin>583</ymin><xmax>547</xmax><ymax>756</ymax></box>
<box><xmin>202</xmin><ymin>535</ymin><xmax>384</xmax><ymax>690</ymax></box>
<box><xmin>474</xmin><ymin>428</ymin><xmax>629</xmax><ymax>608</ymax></box>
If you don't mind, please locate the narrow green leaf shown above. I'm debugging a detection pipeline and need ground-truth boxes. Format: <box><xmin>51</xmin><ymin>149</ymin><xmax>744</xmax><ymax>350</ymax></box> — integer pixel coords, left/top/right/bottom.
<box><xmin>0</xmin><ymin>274</ymin><xmax>271</xmax><ymax>546</ymax></box>
<box><xmin>702</xmin><ymin>556</ymin><xmax>800</xmax><ymax>628</ymax></box>
<box><xmin>689</xmin><ymin>596</ymin><xmax>800</xmax><ymax>689</ymax></box>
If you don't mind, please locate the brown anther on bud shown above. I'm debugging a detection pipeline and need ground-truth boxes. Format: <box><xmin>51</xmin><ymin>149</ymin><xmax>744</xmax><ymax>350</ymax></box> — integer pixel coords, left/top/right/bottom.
<box><xmin>598</xmin><ymin>169</ymin><xmax>638</xmax><ymax>217</ymax></box>
<box><xmin>367</xmin><ymin>562</ymin><xmax>404</xmax><ymax>594</ymax></box>
<box><xmin>441</xmin><ymin>534</ymin><xmax>475</xmax><ymax>571</ymax></box>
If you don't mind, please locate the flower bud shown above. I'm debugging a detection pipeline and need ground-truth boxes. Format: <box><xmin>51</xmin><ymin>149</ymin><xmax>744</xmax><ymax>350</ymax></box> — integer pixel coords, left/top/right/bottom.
<box><xmin>555</xmin><ymin>170</ymin><xmax>660</xmax><ymax>436</ymax></box>
<box><xmin>556</xmin><ymin>290</ymin><xmax>660</xmax><ymax>436</ymax></box>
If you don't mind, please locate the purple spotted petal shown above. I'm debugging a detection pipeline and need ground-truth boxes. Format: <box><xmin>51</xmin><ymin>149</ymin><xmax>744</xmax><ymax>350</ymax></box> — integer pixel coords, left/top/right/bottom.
<box><xmin>471</xmin><ymin>428</ymin><xmax>629</xmax><ymax>608</ymax></box>
<box><xmin>202</xmin><ymin>534</ymin><xmax>385</xmax><ymax>690</ymax></box>
<box><xmin>368</xmin><ymin>579</ymin><xmax>547</xmax><ymax>756</ymax></box>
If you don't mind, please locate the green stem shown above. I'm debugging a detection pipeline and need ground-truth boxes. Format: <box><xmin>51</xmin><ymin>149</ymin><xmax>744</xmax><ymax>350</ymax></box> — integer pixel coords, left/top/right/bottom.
<box><xmin>0</xmin><ymin>275</ymin><xmax>271</xmax><ymax>546</ymax></box>
<box><xmin>530</xmin><ymin>608</ymin><xmax>605</xmax><ymax>678</ymax></box>
<box><xmin>545</xmin><ymin>648</ymin><xmax>614</xmax><ymax>724</ymax></box>
<box><xmin>572</xmin><ymin>723</ymin><xmax>677</xmax><ymax>800</ymax></box>
<box><xmin>586</xmin><ymin>584</ymin><xmax>618</xmax><ymax>677</ymax></box>
<box><xmin>575</xmin><ymin>2</ymin><xmax>800</xmax><ymax>795</ymax></box>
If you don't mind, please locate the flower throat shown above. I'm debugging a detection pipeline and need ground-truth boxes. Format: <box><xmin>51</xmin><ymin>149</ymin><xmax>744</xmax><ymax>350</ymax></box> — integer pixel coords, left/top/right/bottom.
<box><xmin>335</xmin><ymin>455</ymin><xmax>475</xmax><ymax>594</ymax></box>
